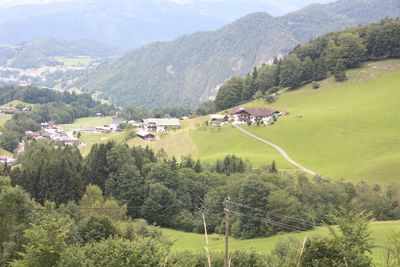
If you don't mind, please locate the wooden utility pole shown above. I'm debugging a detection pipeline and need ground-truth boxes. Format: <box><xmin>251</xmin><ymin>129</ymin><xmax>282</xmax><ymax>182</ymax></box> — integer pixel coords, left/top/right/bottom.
<box><xmin>224</xmin><ymin>197</ymin><xmax>231</xmax><ymax>267</ymax></box>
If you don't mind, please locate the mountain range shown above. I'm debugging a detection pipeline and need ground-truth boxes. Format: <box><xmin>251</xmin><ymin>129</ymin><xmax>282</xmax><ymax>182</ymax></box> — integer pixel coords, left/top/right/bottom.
<box><xmin>78</xmin><ymin>0</ymin><xmax>400</xmax><ymax>109</ymax></box>
<box><xmin>0</xmin><ymin>0</ymin><xmax>334</xmax><ymax>49</ymax></box>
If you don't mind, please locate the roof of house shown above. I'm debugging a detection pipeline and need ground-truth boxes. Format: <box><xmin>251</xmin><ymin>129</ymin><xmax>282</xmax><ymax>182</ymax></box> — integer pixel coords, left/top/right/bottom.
<box><xmin>210</xmin><ymin>114</ymin><xmax>228</xmax><ymax>120</ymax></box>
<box><xmin>81</xmin><ymin>127</ymin><xmax>96</xmax><ymax>131</ymax></box>
<box><xmin>232</xmin><ymin>107</ymin><xmax>278</xmax><ymax>117</ymax></box>
<box><xmin>25</xmin><ymin>131</ymin><xmax>41</xmax><ymax>137</ymax></box>
<box><xmin>137</xmin><ymin>130</ymin><xmax>155</xmax><ymax>138</ymax></box>
<box><xmin>143</xmin><ymin>118</ymin><xmax>181</xmax><ymax>127</ymax></box>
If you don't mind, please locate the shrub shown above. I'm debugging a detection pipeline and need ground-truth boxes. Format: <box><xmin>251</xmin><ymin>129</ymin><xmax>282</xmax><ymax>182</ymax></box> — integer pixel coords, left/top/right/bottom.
<box><xmin>334</xmin><ymin>70</ymin><xmax>347</xmax><ymax>82</ymax></box>
<box><xmin>311</xmin><ymin>81</ymin><xmax>320</xmax><ymax>89</ymax></box>
<box><xmin>79</xmin><ymin>216</ymin><xmax>117</xmax><ymax>243</ymax></box>
<box><xmin>265</xmin><ymin>95</ymin><xmax>276</xmax><ymax>104</ymax></box>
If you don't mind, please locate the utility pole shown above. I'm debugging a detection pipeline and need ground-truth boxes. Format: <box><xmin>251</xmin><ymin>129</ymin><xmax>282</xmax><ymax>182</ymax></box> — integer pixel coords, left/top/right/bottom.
<box><xmin>224</xmin><ymin>197</ymin><xmax>231</xmax><ymax>267</ymax></box>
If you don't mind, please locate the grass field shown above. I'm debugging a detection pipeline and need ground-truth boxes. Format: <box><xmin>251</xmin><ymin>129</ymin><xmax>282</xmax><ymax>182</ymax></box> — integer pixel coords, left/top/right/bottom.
<box><xmin>0</xmin><ymin>100</ymin><xmax>34</xmax><ymax>109</ymax></box>
<box><xmin>54</xmin><ymin>56</ymin><xmax>95</xmax><ymax>67</ymax></box>
<box><xmin>189</xmin><ymin>125</ymin><xmax>292</xmax><ymax>168</ymax></box>
<box><xmin>60</xmin><ymin>116</ymin><xmax>113</xmax><ymax>131</ymax></box>
<box><xmin>125</xmin><ymin>116</ymin><xmax>292</xmax><ymax>168</ymax></box>
<box><xmin>241</xmin><ymin>60</ymin><xmax>400</xmax><ymax>183</ymax></box>
<box><xmin>162</xmin><ymin>220</ymin><xmax>400</xmax><ymax>266</ymax></box>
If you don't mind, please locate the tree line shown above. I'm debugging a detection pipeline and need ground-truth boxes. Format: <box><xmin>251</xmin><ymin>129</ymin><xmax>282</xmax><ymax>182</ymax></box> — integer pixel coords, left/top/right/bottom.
<box><xmin>7</xmin><ymin>140</ymin><xmax>400</xmax><ymax>239</ymax></box>
<box><xmin>2</xmin><ymin>141</ymin><xmax>400</xmax><ymax>266</ymax></box>
<box><xmin>4</xmin><ymin>175</ymin><xmax>400</xmax><ymax>266</ymax></box>
<box><xmin>207</xmin><ymin>18</ymin><xmax>400</xmax><ymax>112</ymax></box>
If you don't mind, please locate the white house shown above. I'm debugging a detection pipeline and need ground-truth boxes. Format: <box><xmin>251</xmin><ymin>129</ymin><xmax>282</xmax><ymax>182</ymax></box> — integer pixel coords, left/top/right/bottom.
<box><xmin>143</xmin><ymin>118</ymin><xmax>181</xmax><ymax>132</ymax></box>
<box><xmin>232</xmin><ymin>107</ymin><xmax>280</xmax><ymax>125</ymax></box>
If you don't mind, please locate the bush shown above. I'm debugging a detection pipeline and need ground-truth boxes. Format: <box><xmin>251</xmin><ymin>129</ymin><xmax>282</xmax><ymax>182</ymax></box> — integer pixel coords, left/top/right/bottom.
<box><xmin>334</xmin><ymin>70</ymin><xmax>347</xmax><ymax>82</ymax></box>
<box><xmin>59</xmin><ymin>237</ymin><xmax>171</xmax><ymax>267</ymax></box>
<box><xmin>252</xmin><ymin>91</ymin><xmax>264</xmax><ymax>100</ymax></box>
<box><xmin>311</xmin><ymin>81</ymin><xmax>320</xmax><ymax>89</ymax></box>
<box><xmin>168</xmin><ymin>250</ymin><xmax>272</xmax><ymax>267</ymax></box>
<box><xmin>0</xmin><ymin>130</ymin><xmax>19</xmax><ymax>152</ymax></box>
<box><xmin>265</xmin><ymin>95</ymin><xmax>276</xmax><ymax>104</ymax></box>
<box><xmin>79</xmin><ymin>216</ymin><xmax>117</xmax><ymax>243</ymax></box>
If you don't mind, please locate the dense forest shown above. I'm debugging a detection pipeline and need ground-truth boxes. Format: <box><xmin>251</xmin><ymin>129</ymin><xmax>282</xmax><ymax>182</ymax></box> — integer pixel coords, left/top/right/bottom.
<box><xmin>0</xmin><ymin>86</ymin><xmax>116</xmax><ymax>152</ymax></box>
<box><xmin>1</xmin><ymin>141</ymin><xmax>400</xmax><ymax>266</ymax></box>
<box><xmin>208</xmin><ymin>18</ymin><xmax>400</xmax><ymax>112</ymax></box>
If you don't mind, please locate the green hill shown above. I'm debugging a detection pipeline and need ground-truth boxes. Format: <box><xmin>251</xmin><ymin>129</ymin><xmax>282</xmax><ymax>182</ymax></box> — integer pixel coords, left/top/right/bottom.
<box><xmin>139</xmin><ymin>59</ymin><xmax>400</xmax><ymax>183</ymax></box>
<box><xmin>79</xmin><ymin>0</ymin><xmax>400</xmax><ymax>108</ymax></box>
<box><xmin>241</xmin><ymin>59</ymin><xmax>400</xmax><ymax>183</ymax></box>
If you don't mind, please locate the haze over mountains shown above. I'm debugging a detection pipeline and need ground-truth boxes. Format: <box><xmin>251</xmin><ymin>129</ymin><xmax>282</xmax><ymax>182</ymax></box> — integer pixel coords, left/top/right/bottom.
<box><xmin>79</xmin><ymin>0</ymin><xmax>400</xmax><ymax>108</ymax></box>
<box><xmin>0</xmin><ymin>0</ymin><xmax>334</xmax><ymax>49</ymax></box>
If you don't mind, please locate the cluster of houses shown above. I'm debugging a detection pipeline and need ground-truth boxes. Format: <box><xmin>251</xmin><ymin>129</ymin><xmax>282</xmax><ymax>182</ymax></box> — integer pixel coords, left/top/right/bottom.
<box><xmin>24</xmin><ymin>121</ymin><xmax>80</xmax><ymax>146</ymax></box>
<box><xmin>136</xmin><ymin>118</ymin><xmax>182</xmax><ymax>141</ymax></box>
<box><xmin>0</xmin><ymin>105</ymin><xmax>30</xmax><ymax>114</ymax></box>
<box><xmin>210</xmin><ymin>107</ymin><xmax>282</xmax><ymax>126</ymax></box>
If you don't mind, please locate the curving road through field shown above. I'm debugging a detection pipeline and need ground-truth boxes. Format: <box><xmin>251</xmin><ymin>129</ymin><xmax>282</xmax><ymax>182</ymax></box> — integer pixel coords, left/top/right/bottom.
<box><xmin>233</xmin><ymin>125</ymin><xmax>317</xmax><ymax>176</ymax></box>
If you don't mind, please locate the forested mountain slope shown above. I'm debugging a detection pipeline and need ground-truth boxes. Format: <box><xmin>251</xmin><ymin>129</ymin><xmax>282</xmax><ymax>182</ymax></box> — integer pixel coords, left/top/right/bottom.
<box><xmin>79</xmin><ymin>0</ymin><xmax>400</xmax><ymax>108</ymax></box>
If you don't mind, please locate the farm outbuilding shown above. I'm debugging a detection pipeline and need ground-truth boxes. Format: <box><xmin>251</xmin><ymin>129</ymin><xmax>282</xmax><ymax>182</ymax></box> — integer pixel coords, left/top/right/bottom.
<box><xmin>137</xmin><ymin>130</ymin><xmax>155</xmax><ymax>141</ymax></box>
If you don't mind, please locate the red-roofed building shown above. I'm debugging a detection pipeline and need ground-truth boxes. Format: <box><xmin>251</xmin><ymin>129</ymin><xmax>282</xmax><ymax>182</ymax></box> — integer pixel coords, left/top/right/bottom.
<box><xmin>25</xmin><ymin>131</ymin><xmax>41</xmax><ymax>138</ymax></box>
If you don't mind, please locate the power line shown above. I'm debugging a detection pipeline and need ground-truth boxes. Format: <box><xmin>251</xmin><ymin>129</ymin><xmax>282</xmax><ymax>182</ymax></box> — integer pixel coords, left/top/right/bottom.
<box><xmin>231</xmin><ymin>210</ymin><xmax>308</xmax><ymax>232</ymax></box>
<box><xmin>228</xmin><ymin>200</ymin><xmax>315</xmax><ymax>228</ymax></box>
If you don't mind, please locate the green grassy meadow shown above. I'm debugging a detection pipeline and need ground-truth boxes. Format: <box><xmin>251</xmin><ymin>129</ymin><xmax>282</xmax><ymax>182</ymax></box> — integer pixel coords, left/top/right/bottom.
<box><xmin>60</xmin><ymin>116</ymin><xmax>113</xmax><ymax>131</ymax></box>
<box><xmin>242</xmin><ymin>60</ymin><xmax>400</xmax><ymax>183</ymax></box>
<box><xmin>54</xmin><ymin>56</ymin><xmax>95</xmax><ymax>67</ymax></box>
<box><xmin>162</xmin><ymin>220</ymin><xmax>400</xmax><ymax>266</ymax></box>
<box><xmin>189</xmin><ymin>125</ymin><xmax>292</xmax><ymax>168</ymax></box>
<box><xmin>0</xmin><ymin>100</ymin><xmax>34</xmax><ymax>109</ymax></box>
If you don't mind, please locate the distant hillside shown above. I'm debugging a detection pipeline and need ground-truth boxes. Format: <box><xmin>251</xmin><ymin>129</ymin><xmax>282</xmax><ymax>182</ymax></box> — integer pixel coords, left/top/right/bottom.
<box><xmin>79</xmin><ymin>0</ymin><xmax>400</xmax><ymax>109</ymax></box>
<box><xmin>0</xmin><ymin>37</ymin><xmax>121</xmax><ymax>69</ymax></box>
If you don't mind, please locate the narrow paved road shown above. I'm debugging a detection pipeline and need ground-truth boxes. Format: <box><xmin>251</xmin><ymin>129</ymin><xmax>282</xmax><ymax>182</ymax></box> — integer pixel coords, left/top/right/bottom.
<box><xmin>234</xmin><ymin>125</ymin><xmax>317</xmax><ymax>176</ymax></box>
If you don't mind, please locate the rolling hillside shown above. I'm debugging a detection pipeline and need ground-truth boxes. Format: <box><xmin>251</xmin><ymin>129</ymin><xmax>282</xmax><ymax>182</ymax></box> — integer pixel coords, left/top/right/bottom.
<box><xmin>132</xmin><ymin>59</ymin><xmax>400</xmax><ymax>184</ymax></box>
<box><xmin>79</xmin><ymin>0</ymin><xmax>400</xmax><ymax>108</ymax></box>
<box><xmin>241</xmin><ymin>60</ymin><xmax>400</xmax><ymax>183</ymax></box>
